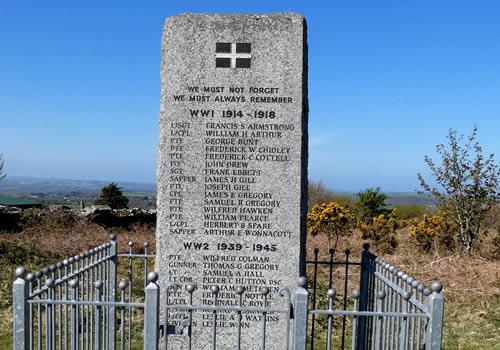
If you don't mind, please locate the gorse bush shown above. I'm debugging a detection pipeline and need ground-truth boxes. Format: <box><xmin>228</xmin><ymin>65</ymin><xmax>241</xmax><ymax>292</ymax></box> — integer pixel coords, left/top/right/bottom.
<box><xmin>307</xmin><ymin>202</ymin><xmax>354</xmax><ymax>248</ymax></box>
<box><xmin>409</xmin><ymin>210</ymin><xmax>457</xmax><ymax>253</ymax></box>
<box><xmin>358</xmin><ymin>210</ymin><xmax>399</xmax><ymax>253</ymax></box>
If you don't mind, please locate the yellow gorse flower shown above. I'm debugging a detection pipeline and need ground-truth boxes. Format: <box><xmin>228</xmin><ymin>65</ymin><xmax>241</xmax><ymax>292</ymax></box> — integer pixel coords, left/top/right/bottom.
<box><xmin>307</xmin><ymin>202</ymin><xmax>354</xmax><ymax>237</ymax></box>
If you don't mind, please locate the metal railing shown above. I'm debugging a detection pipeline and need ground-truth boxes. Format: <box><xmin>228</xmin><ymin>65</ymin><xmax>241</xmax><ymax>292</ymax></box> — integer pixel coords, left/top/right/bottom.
<box><xmin>12</xmin><ymin>235</ymin><xmax>154</xmax><ymax>350</ymax></box>
<box><xmin>304</xmin><ymin>244</ymin><xmax>444</xmax><ymax>350</ymax></box>
<box><xmin>13</xmin><ymin>238</ymin><xmax>444</xmax><ymax>349</ymax></box>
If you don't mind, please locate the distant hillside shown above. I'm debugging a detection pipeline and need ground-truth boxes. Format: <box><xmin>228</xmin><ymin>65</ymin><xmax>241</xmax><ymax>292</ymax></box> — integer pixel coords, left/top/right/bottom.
<box><xmin>331</xmin><ymin>191</ymin><xmax>434</xmax><ymax>207</ymax></box>
<box><xmin>0</xmin><ymin>176</ymin><xmax>156</xmax><ymax>209</ymax></box>
<box><xmin>385</xmin><ymin>192</ymin><xmax>435</xmax><ymax>206</ymax></box>
<box><xmin>0</xmin><ymin>176</ymin><xmax>156</xmax><ymax>195</ymax></box>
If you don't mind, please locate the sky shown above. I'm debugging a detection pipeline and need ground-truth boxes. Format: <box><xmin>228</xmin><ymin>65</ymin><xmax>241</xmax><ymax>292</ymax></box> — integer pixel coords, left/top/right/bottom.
<box><xmin>0</xmin><ymin>0</ymin><xmax>499</xmax><ymax>192</ymax></box>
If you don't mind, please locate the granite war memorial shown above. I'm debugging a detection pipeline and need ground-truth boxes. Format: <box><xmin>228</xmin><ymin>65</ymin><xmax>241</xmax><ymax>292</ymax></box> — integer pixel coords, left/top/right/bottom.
<box><xmin>156</xmin><ymin>13</ymin><xmax>309</xmax><ymax>348</ymax></box>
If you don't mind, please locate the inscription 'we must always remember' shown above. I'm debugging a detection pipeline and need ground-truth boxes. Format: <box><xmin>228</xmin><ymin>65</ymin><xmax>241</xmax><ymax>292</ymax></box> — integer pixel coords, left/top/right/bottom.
<box><xmin>156</xmin><ymin>13</ymin><xmax>308</xmax><ymax>348</ymax></box>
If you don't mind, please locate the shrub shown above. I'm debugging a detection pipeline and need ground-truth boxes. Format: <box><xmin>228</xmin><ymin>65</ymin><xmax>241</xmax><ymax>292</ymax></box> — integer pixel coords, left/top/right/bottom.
<box><xmin>417</xmin><ymin>127</ymin><xmax>499</xmax><ymax>253</ymax></box>
<box><xmin>95</xmin><ymin>182</ymin><xmax>129</xmax><ymax>209</ymax></box>
<box><xmin>409</xmin><ymin>211</ymin><xmax>458</xmax><ymax>252</ymax></box>
<box><xmin>307</xmin><ymin>202</ymin><xmax>354</xmax><ymax>248</ymax></box>
<box><xmin>355</xmin><ymin>187</ymin><xmax>390</xmax><ymax>222</ymax></box>
<box><xmin>358</xmin><ymin>210</ymin><xmax>399</xmax><ymax>253</ymax></box>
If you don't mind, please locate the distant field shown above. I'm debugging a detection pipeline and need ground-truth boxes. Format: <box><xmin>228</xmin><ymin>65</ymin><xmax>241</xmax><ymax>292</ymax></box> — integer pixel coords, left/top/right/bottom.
<box><xmin>0</xmin><ymin>194</ymin><xmax>42</xmax><ymax>206</ymax></box>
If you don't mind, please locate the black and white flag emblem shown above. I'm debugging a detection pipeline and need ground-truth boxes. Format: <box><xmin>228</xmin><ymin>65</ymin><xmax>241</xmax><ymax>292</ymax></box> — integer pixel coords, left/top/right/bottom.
<box><xmin>215</xmin><ymin>42</ymin><xmax>251</xmax><ymax>68</ymax></box>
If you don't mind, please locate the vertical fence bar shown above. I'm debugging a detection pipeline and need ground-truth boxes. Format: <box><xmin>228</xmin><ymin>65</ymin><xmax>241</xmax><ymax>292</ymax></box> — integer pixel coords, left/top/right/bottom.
<box><xmin>84</xmin><ymin>259</ymin><xmax>90</xmax><ymax>350</ymax></box>
<box><xmin>293</xmin><ymin>277</ymin><xmax>308</xmax><ymax>350</ymax></box>
<box><xmin>25</xmin><ymin>272</ymin><xmax>34</xmax><ymax>350</ymax></box>
<box><xmin>416</xmin><ymin>283</ymin><xmax>425</xmax><ymax>350</ymax></box>
<box><xmin>408</xmin><ymin>278</ymin><xmax>417</xmax><ymax>350</ymax></box>
<box><xmin>309</xmin><ymin>248</ymin><xmax>319</xmax><ymax>350</ymax></box>
<box><xmin>261</xmin><ymin>288</ymin><xmax>270</xmax><ymax>350</ymax></box>
<box><xmin>127</xmin><ymin>241</ymin><xmax>133</xmax><ymax>350</ymax></box>
<box><xmin>186</xmin><ymin>285</ymin><xmax>195</xmax><ymax>350</ymax></box>
<box><xmin>89</xmin><ymin>253</ymin><xmax>95</xmax><ymax>350</ymax></box>
<box><xmin>425</xmin><ymin>282</ymin><xmax>444</xmax><ymax>350</ymax></box>
<box><xmin>13</xmin><ymin>267</ymin><xmax>29</xmax><ymax>350</ymax></box>
<box><xmin>64</xmin><ymin>260</ymin><xmax>70</xmax><ymax>350</ymax></box>
<box><xmin>46</xmin><ymin>278</ymin><xmax>56</xmax><ymax>350</ymax></box>
<box><xmin>399</xmin><ymin>291</ymin><xmax>411</xmax><ymax>349</ymax></box>
<box><xmin>326</xmin><ymin>289</ymin><xmax>336</xmax><ymax>350</ymax></box>
<box><xmin>235</xmin><ymin>286</ymin><xmax>245</xmax><ymax>350</ymax></box>
<box><xmin>70</xmin><ymin>278</ymin><xmax>79</xmax><ymax>350</ymax></box>
<box><xmin>351</xmin><ymin>289</ymin><xmax>360</xmax><ymax>350</ymax></box>
<box><xmin>56</xmin><ymin>263</ymin><xmax>62</xmax><ymax>350</ymax></box>
<box><xmin>144</xmin><ymin>272</ymin><xmax>160</xmax><ymax>350</ymax></box>
<box><xmin>341</xmin><ymin>249</ymin><xmax>350</xmax><ymax>349</ymax></box>
<box><xmin>211</xmin><ymin>286</ymin><xmax>220</xmax><ymax>350</ymax></box>
<box><xmin>387</xmin><ymin>265</ymin><xmax>394</xmax><ymax>349</ymax></box>
<box><xmin>119</xmin><ymin>280</ymin><xmax>128</xmax><ymax>350</ymax></box>
<box><xmin>374</xmin><ymin>290</ymin><xmax>385</xmax><ymax>350</ymax></box>
<box><xmin>105</xmin><ymin>235</ymin><xmax>117</xmax><ymax>350</ymax></box>
<box><xmin>144</xmin><ymin>242</ymin><xmax>149</xmax><ymax>289</ymax></box>
<box><xmin>95</xmin><ymin>281</ymin><xmax>103</xmax><ymax>350</ymax></box>
<box><xmin>356</xmin><ymin>243</ymin><xmax>371</xmax><ymax>349</ymax></box>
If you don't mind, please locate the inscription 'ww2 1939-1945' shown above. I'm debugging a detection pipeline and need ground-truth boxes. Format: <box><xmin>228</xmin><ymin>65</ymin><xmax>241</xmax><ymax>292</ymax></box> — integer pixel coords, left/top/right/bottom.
<box><xmin>157</xmin><ymin>13</ymin><xmax>307</xmax><ymax>349</ymax></box>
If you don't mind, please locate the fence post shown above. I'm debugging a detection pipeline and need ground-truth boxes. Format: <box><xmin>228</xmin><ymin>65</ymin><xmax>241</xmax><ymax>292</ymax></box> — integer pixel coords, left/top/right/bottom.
<box><xmin>356</xmin><ymin>243</ymin><xmax>371</xmax><ymax>349</ymax></box>
<box><xmin>144</xmin><ymin>272</ymin><xmax>160</xmax><ymax>350</ymax></box>
<box><xmin>293</xmin><ymin>277</ymin><xmax>308</xmax><ymax>350</ymax></box>
<box><xmin>13</xmin><ymin>267</ymin><xmax>29</xmax><ymax>350</ymax></box>
<box><xmin>425</xmin><ymin>282</ymin><xmax>444</xmax><ymax>350</ymax></box>
<box><xmin>108</xmin><ymin>234</ymin><xmax>117</xmax><ymax>349</ymax></box>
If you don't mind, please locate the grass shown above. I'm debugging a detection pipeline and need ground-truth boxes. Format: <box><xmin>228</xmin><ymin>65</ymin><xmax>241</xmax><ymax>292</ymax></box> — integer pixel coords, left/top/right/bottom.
<box><xmin>443</xmin><ymin>299</ymin><xmax>500</xmax><ymax>349</ymax></box>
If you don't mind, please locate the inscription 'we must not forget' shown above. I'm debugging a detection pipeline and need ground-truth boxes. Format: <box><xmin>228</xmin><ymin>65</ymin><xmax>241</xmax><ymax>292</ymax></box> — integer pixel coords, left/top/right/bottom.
<box><xmin>156</xmin><ymin>13</ymin><xmax>308</xmax><ymax>348</ymax></box>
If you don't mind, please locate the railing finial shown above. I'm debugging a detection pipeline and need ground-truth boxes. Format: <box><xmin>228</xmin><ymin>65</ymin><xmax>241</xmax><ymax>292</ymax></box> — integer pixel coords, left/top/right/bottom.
<box><xmin>147</xmin><ymin>271</ymin><xmax>159</xmax><ymax>284</ymax></box>
<box><xmin>297</xmin><ymin>276</ymin><xmax>307</xmax><ymax>288</ymax></box>
<box><xmin>431</xmin><ymin>281</ymin><xmax>443</xmax><ymax>293</ymax></box>
<box><xmin>118</xmin><ymin>279</ymin><xmax>128</xmax><ymax>290</ymax></box>
<box><xmin>377</xmin><ymin>290</ymin><xmax>386</xmax><ymax>300</ymax></box>
<box><xmin>15</xmin><ymin>266</ymin><xmax>27</xmax><ymax>279</ymax></box>
<box><xmin>352</xmin><ymin>289</ymin><xmax>360</xmax><ymax>299</ymax></box>
<box><xmin>69</xmin><ymin>278</ymin><xmax>79</xmax><ymax>288</ymax></box>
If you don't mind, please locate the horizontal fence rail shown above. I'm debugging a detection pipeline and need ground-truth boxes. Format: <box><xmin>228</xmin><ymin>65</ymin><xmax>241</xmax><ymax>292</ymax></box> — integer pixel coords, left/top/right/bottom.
<box><xmin>13</xmin><ymin>237</ymin><xmax>444</xmax><ymax>350</ymax></box>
